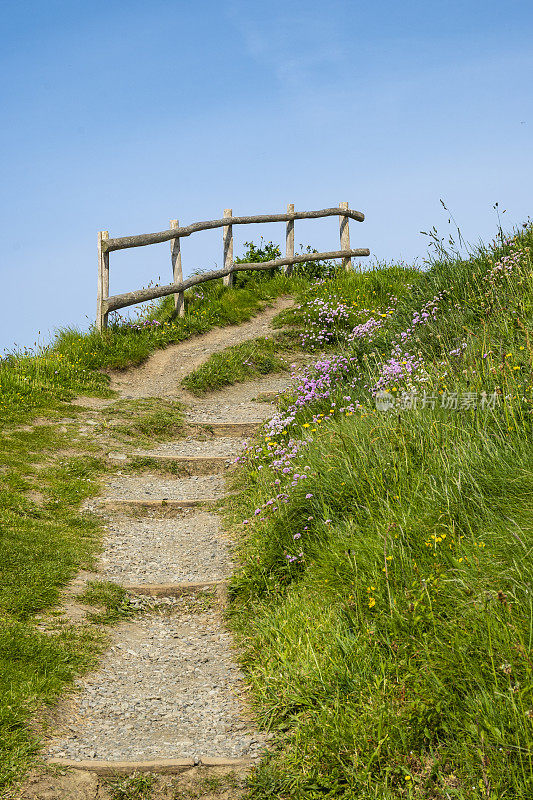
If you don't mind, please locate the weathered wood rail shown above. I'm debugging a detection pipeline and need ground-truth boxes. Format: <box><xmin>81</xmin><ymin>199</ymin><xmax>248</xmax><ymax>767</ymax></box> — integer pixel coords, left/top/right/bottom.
<box><xmin>97</xmin><ymin>203</ymin><xmax>369</xmax><ymax>330</ymax></box>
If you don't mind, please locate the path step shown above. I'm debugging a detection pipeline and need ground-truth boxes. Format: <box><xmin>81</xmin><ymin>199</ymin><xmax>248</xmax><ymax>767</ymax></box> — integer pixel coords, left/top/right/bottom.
<box><xmin>97</xmin><ymin>498</ymin><xmax>219</xmax><ymax>513</ymax></box>
<box><xmin>124</xmin><ymin>581</ymin><xmax>225</xmax><ymax>597</ymax></box>
<box><xmin>196</xmin><ymin>422</ymin><xmax>260</xmax><ymax>437</ymax></box>
<box><xmin>131</xmin><ymin>437</ymin><xmax>245</xmax><ymax>459</ymax></box>
<box><xmin>45</xmin><ymin>612</ymin><xmax>267</xmax><ymax>763</ymax></box>
<box><xmin>47</xmin><ymin>757</ymin><xmax>253</xmax><ymax>775</ymax></box>
<box><xmin>129</xmin><ymin>455</ymin><xmax>232</xmax><ymax>475</ymax></box>
<box><xmin>99</xmin><ymin>512</ymin><xmax>230</xmax><ymax>587</ymax></box>
<box><xmin>100</xmin><ymin>473</ymin><xmax>226</xmax><ymax>506</ymax></box>
<box><xmin>107</xmin><ymin>454</ymin><xmax>233</xmax><ymax>475</ymax></box>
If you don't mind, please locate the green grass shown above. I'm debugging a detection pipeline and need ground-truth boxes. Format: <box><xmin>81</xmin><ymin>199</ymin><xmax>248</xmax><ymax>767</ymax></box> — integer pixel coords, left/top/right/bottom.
<box><xmin>0</xmin><ymin>426</ymin><xmax>103</xmax><ymax>619</ymax></box>
<box><xmin>226</xmin><ymin>229</ymin><xmax>533</xmax><ymax>798</ymax></box>
<box><xmin>0</xmin><ymin>620</ymin><xmax>104</xmax><ymax>789</ymax></box>
<box><xmin>105</xmin><ymin>772</ymin><xmax>156</xmax><ymax>800</ymax></box>
<box><xmin>182</xmin><ymin>335</ymin><xmax>294</xmax><ymax>395</ymax></box>
<box><xmin>103</xmin><ymin>770</ymin><xmax>242</xmax><ymax>800</ymax></box>
<box><xmin>78</xmin><ymin>581</ymin><xmax>138</xmax><ymax>625</ymax></box>
<box><xmin>0</xmin><ymin>423</ymin><xmax>106</xmax><ymax>787</ymax></box>
<box><xmin>102</xmin><ymin>398</ymin><xmax>185</xmax><ymax>442</ymax></box>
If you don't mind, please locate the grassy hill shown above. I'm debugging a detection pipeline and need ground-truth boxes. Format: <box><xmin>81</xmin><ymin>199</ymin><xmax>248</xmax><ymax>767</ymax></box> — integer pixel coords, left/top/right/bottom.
<box><xmin>0</xmin><ymin>228</ymin><xmax>532</xmax><ymax>798</ymax></box>
<box><xmin>224</xmin><ymin>225</ymin><xmax>533</xmax><ymax>798</ymax></box>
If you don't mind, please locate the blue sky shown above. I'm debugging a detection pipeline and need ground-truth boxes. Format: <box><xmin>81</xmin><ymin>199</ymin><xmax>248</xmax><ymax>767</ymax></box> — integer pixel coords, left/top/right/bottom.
<box><xmin>1</xmin><ymin>0</ymin><xmax>532</xmax><ymax>351</ymax></box>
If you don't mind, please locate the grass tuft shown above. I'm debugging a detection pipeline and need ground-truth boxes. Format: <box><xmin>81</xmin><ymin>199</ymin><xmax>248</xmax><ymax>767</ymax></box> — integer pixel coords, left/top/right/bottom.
<box><xmin>103</xmin><ymin>398</ymin><xmax>185</xmax><ymax>442</ymax></box>
<box><xmin>106</xmin><ymin>772</ymin><xmax>156</xmax><ymax>800</ymax></box>
<box><xmin>78</xmin><ymin>581</ymin><xmax>138</xmax><ymax>625</ymax></box>
<box><xmin>182</xmin><ymin>336</ymin><xmax>293</xmax><ymax>395</ymax></box>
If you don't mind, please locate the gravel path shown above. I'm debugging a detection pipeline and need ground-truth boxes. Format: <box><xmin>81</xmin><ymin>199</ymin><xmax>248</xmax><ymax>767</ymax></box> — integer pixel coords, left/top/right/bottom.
<box><xmin>98</xmin><ymin>473</ymin><xmax>227</xmax><ymax>503</ymax></box>
<box><xmin>185</xmin><ymin>372</ymin><xmax>298</xmax><ymax>426</ymax></box>
<box><xmin>99</xmin><ymin>512</ymin><xmax>230</xmax><ymax>585</ymax></box>
<box><xmin>44</xmin><ymin>302</ymin><xmax>299</xmax><ymax>768</ymax></box>
<box><xmin>46</xmin><ymin>611</ymin><xmax>265</xmax><ymax>761</ymax></box>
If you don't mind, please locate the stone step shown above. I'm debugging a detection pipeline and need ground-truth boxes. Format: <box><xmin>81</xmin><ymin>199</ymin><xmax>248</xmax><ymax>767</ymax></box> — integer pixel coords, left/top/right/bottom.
<box><xmin>132</xmin><ymin>436</ymin><xmax>245</xmax><ymax>459</ymax></box>
<box><xmin>123</xmin><ymin>581</ymin><xmax>226</xmax><ymax>597</ymax></box>
<box><xmin>97</xmin><ymin>498</ymin><xmax>219</xmax><ymax>514</ymax></box>
<box><xmin>47</xmin><ymin>756</ymin><xmax>253</xmax><ymax>775</ymax></box>
<box><xmin>100</xmin><ymin>473</ymin><xmax>226</xmax><ymax>505</ymax></box>
<box><xmin>45</xmin><ymin>612</ymin><xmax>267</xmax><ymax>763</ymax></box>
<box><xmin>195</xmin><ymin>422</ymin><xmax>260</xmax><ymax>437</ymax></box>
<box><xmin>98</xmin><ymin>512</ymin><xmax>229</xmax><ymax>586</ymax></box>
<box><xmin>129</xmin><ymin>455</ymin><xmax>232</xmax><ymax>475</ymax></box>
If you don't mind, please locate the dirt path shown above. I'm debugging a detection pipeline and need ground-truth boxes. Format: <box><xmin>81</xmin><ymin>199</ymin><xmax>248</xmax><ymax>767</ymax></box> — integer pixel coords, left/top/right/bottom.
<box><xmin>19</xmin><ymin>299</ymin><xmax>300</xmax><ymax>800</ymax></box>
<box><xmin>109</xmin><ymin>296</ymin><xmax>294</xmax><ymax>400</ymax></box>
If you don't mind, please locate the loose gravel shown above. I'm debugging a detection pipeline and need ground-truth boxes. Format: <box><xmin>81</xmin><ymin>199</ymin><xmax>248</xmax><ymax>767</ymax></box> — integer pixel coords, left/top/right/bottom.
<box><xmin>185</xmin><ymin>401</ymin><xmax>275</xmax><ymax>426</ymax></box>
<box><xmin>46</xmin><ymin>611</ymin><xmax>266</xmax><ymax>761</ymax></box>
<box><xmin>98</xmin><ymin>473</ymin><xmax>226</xmax><ymax>503</ymax></box>
<box><xmin>185</xmin><ymin>374</ymin><xmax>294</xmax><ymax>426</ymax></box>
<box><xmin>99</xmin><ymin>511</ymin><xmax>231</xmax><ymax>585</ymax></box>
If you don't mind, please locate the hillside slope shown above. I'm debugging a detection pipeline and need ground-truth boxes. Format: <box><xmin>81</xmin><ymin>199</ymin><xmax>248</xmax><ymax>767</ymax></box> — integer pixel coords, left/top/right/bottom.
<box><xmin>226</xmin><ymin>226</ymin><xmax>533</xmax><ymax>799</ymax></box>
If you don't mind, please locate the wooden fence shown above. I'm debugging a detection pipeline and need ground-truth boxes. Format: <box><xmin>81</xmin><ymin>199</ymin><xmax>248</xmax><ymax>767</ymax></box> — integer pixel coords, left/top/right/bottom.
<box><xmin>96</xmin><ymin>203</ymin><xmax>369</xmax><ymax>330</ymax></box>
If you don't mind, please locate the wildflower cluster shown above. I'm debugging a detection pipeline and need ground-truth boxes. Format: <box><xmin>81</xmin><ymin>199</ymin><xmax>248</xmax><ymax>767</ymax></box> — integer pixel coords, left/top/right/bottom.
<box><xmin>367</xmin><ymin>292</ymin><xmax>444</xmax><ymax>395</ymax></box>
<box><xmin>371</xmin><ymin>346</ymin><xmax>422</xmax><ymax>395</ymax></box>
<box><xmin>299</xmin><ymin>298</ymin><xmax>352</xmax><ymax>348</ymax></box>
<box><xmin>125</xmin><ymin>318</ymin><xmax>163</xmax><ymax>330</ymax></box>
<box><xmin>397</xmin><ymin>294</ymin><xmax>442</xmax><ymax>342</ymax></box>
<box><xmin>486</xmin><ymin>241</ymin><xmax>528</xmax><ymax>283</ymax></box>
<box><xmin>234</xmin><ymin>436</ymin><xmax>308</xmax><ymax>473</ymax></box>
<box><xmin>267</xmin><ymin>355</ymin><xmax>361</xmax><ymax>434</ymax></box>
<box><xmin>346</xmin><ymin>315</ymin><xmax>382</xmax><ymax>343</ymax></box>
<box><xmin>300</xmin><ymin>294</ymin><xmax>399</xmax><ymax>350</ymax></box>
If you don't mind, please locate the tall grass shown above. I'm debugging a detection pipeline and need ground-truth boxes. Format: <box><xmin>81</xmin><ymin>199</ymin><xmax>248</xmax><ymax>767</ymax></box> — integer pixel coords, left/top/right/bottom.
<box><xmin>226</xmin><ymin>227</ymin><xmax>533</xmax><ymax>798</ymax></box>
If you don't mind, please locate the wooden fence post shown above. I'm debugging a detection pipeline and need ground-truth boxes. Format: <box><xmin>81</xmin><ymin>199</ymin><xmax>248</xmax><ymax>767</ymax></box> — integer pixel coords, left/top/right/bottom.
<box><xmin>339</xmin><ymin>202</ymin><xmax>351</xmax><ymax>270</ymax></box>
<box><xmin>170</xmin><ymin>219</ymin><xmax>185</xmax><ymax>316</ymax></box>
<box><xmin>223</xmin><ymin>209</ymin><xmax>233</xmax><ymax>287</ymax></box>
<box><xmin>284</xmin><ymin>203</ymin><xmax>295</xmax><ymax>275</ymax></box>
<box><xmin>97</xmin><ymin>230</ymin><xmax>109</xmax><ymax>331</ymax></box>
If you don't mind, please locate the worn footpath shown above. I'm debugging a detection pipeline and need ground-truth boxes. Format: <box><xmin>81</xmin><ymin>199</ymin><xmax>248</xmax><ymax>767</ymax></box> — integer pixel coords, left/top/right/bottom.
<box><xmin>15</xmin><ymin>298</ymin><xmax>306</xmax><ymax>799</ymax></box>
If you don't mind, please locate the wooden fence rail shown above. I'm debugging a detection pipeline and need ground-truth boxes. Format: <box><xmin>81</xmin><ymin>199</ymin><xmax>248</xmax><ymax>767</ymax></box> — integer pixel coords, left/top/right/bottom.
<box><xmin>97</xmin><ymin>203</ymin><xmax>369</xmax><ymax>330</ymax></box>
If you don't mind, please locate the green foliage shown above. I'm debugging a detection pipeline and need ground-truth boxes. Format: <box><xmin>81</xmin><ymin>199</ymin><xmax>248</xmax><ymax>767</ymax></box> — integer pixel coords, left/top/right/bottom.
<box><xmin>291</xmin><ymin>243</ymin><xmax>338</xmax><ymax>280</ymax></box>
<box><xmin>235</xmin><ymin>239</ymin><xmax>283</xmax><ymax>263</ymax></box>
<box><xmin>79</xmin><ymin>581</ymin><xmax>137</xmax><ymax>625</ymax></box>
<box><xmin>182</xmin><ymin>336</ymin><xmax>292</xmax><ymax>395</ymax></box>
<box><xmin>227</xmin><ymin>225</ymin><xmax>533</xmax><ymax>798</ymax></box>
<box><xmin>232</xmin><ymin>239</ymin><xmax>338</xmax><ymax>286</ymax></box>
<box><xmin>233</xmin><ymin>239</ymin><xmax>283</xmax><ymax>287</ymax></box>
<box><xmin>103</xmin><ymin>398</ymin><xmax>184</xmax><ymax>442</ymax></box>
<box><xmin>106</xmin><ymin>772</ymin><xmax>155</xmax><ymax>800</ymax></box>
